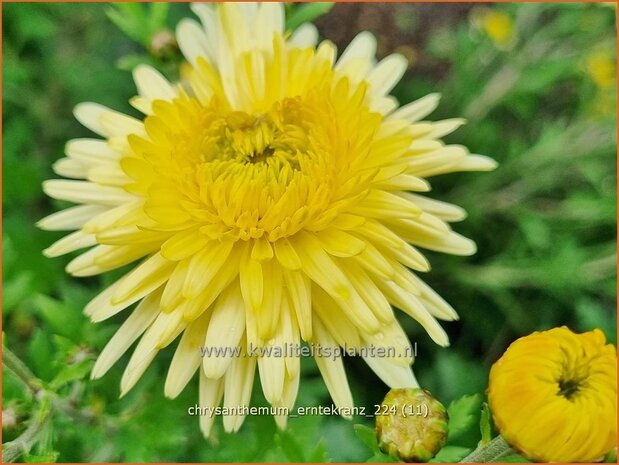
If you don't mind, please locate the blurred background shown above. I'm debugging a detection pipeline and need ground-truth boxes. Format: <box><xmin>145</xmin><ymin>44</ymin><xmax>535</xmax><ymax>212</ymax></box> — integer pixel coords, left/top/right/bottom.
<box><xmin>3</xmin><ymin>2</ymin><xmax>616</xmax><ymax>462</ymax></box>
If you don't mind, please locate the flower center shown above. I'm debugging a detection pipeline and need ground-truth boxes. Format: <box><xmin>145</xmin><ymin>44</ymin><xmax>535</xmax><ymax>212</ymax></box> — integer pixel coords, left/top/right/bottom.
<box><xmin>124</xmin><ymin>62</ymin><xmax>387</xmax><ymax>243</ymax></box>
<box><xmin>557</xmin><ymin>377</ymin><xmax>582</xmax><ymax>400</ymax></box>
<box><xmin>199</xmin><ymin>98</ymin><xmax>310</xmax><ymax>170</ymax></box>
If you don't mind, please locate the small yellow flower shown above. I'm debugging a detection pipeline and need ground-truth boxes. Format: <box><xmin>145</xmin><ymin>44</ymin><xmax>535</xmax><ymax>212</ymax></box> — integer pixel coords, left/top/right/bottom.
<box><xmin>40</xmin><ymin>3</ymin><xmax>495</xmax><ymax>437</ymax></box>
<box><xmin>586</xmin><ymin>49</ymin><xmax>616</xmax><ymax>89</ymax></box>
<box><xmin>488</xmin><ymin>327</ymin><xmax>617</xmax><ymax>462</ymax></box>
<box><xmin>478</xmin><ymin>9</ymin><xmax>514</xmax><ymax>49</ymax></box>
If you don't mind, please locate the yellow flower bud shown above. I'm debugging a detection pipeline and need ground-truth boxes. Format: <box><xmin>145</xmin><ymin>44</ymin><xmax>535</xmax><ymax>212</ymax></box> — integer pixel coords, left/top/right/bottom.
<box><xmin>488</xmin><ymin>327</ymin><xmax>617</xmax><ymax>462</ymax></box>
<box><xmin>375</xmin><ymin>388</ymin><xmax>448</xmax><ymax>462</ymax></box>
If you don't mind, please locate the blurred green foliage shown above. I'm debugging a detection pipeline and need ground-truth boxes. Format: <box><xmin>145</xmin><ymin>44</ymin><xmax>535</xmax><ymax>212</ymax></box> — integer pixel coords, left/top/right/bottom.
<box><xmin>2</xmin><ymin>3</ymin><xmax>616</xmax><ymax>463</ymax></box>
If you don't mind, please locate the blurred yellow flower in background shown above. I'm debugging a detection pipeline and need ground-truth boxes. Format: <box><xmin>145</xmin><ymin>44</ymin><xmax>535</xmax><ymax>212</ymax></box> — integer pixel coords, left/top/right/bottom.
<box><xmin>472</xmin><ymin>8</ymin><xmax>515</xmax><ymax>50</ymax></box>
<box><xmin>586</xmin><ymin>49</ymin><xmax>616</xmax><ymax>89</ymax></box>
<box><xmin>483</xmin><ymin>11</ymin><xmax>513</xmax><ymax>48</ymax></box>
<box><xmin>488</xmin><ymin>327</ymin><xmax>617</xmax><ymax>462</ymax></box>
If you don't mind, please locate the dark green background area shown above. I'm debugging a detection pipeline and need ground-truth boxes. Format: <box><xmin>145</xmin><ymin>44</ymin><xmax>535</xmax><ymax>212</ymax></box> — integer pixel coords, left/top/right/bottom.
<box><xmin>2</xmin><ymin>3</ymin><xmax>616</xmax><ymax>462</ymax></box>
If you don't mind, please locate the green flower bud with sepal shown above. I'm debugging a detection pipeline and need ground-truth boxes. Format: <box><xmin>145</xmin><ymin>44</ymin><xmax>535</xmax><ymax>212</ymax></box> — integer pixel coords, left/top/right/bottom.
<box><xmin>375</xmin><ymin>388</ymin><xmax>448</xmax><ymax>462</ymax></box>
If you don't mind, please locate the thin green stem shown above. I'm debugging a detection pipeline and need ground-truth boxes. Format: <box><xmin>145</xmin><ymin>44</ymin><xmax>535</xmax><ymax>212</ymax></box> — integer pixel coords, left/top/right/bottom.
<box><xmin>2</xmin><ymin>346</ymin><xmax>44</xmax><ymax>394</ymax></box>
<box><xmin>2</xmin><ymin>397</ymin><xmax>53</xmax><ymax>462</ymax></box>
<box><xmin>460</xmin><ymin>435</ymin><xmax>515</xmax><ymax>463</ymax></box>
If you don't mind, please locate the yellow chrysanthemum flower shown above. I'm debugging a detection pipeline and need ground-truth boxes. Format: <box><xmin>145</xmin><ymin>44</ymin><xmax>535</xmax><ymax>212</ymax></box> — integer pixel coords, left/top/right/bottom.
<box><xmin>488</xmin><ymin>327</ymin><xmax>617</xmax><ymax>462</ymax></box>
<box><xmin>40</xmin><ymin>3</ymin><xmax>495</xmax><ymax>436</ymax></box>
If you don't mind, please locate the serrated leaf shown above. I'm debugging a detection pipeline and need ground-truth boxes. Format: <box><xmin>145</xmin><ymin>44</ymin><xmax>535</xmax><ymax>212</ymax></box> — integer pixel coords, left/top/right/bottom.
<box><xmin>354</xmin><ymin>424</ymin><xmax>380</xmax><ymax>453</ymax></box>
<box><xmin>447</xmin><ymin>394</ymin><xmax>482</xmax><ymax>441</ymax></box>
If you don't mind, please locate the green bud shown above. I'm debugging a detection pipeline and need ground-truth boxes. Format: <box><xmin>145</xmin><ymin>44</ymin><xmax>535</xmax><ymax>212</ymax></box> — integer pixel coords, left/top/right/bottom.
<box><xmin>149</xmin><ymin>29</ymin><xmax>178</xmax><ymax>60</ymax></box>
<box><xmin>375</xmin><ymin>388</ymin><xmax>448</xmax><ymax>462</ymax></box>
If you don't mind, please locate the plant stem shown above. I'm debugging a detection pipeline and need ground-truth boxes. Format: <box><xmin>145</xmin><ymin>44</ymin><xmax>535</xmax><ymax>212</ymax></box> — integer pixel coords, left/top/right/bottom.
<box><xmin>2</xmin><ymin>397</ymin><xmax>53</xmax><ymax>462</ymax></box>
<box><xmin>460</xmin><ymin>435</ymin><xmax>515</xmax><ymax>463</ymax></box>
<box><xmin>2</xmin><ymin>346</ymin><xmax>44</xmax><ymax>394</ymax></box>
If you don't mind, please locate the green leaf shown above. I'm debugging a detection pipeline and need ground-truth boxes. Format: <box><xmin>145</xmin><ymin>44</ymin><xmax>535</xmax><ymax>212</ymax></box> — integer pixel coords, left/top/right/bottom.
<box><xmin>353</xmin><ymin>424</ymin><xmax>380</xmax><ymax>453</ymax></box>
<box><xmin>147</xmin><ymin>2</ymin><xmax>170</xmax><ymax>34</ymax></box>
<box><xmin>116</xmin><ymin>54</ymin><xmax>157</xmax><ymax>72</ymax></box>
<box><xmin>275</xmin><ymin>430</ymin><xmax>305</xmax><ymax>462</ymax></box>
<box><xmin>366</xmin><ymin>452</ymin><xmax>399</xmax><ymax>463</ymax></box>
<box><xmin>33</xmin><ymin>294</ymin><xmax>82</xmax><ymax>340</ymax></box>
<box><xmin>354</xmin><ymin>424</ymin><xmax>398</xmax><ymax>462</ymax></box>
<box><xmin>447</xmin><ymin>394</ymin><xmax>482</xmax><ymax>442</ymax></box>
<box><xmin>502</xmin><ymin>453</ymin><xmax>532</xmax><ymax>462</ymax></box>
<box><xmin>430</xmin><ymin>445</ymin><xmax>472</xmax><ymax>462</ymax></box>
<box><xmin>285</xmin><ymin>3</ymin><xmax>334</xmax><ymax>31</ymax></box>
<box><xmin>49</xmin><ymin>357</ymin><xmax>93</xmax><ymax>390</ymax></box>
<box><xmin>3</xmin><ymin>271</ymin><xmax>34</xmax><ymax>313</ymax></box>
<box><xmin>307</xmin><ymin>439</ymin><xmax>330</xmax><ymax>463</ymax></box>
<box><xmin>28</xmin><ymin>329</ymin><xmax>54</xmax><ymax>381</ymax></box>
<box><xmin>22</xmin><ymin>453</ymin><xmax>60</xmax><ymax>463</ymax></box>
<box><xmin>479</xmin><ymin>402</ymin><xmax>492</xmax><ymax>446</ymax></box>
<box><xmin>603</xmin><ymin>448</ymin><xmax>617</xmax><ymax>463</ymax></box>
<box><xmin>106</xmin><ymin>4</ymin><xmax>149</xmax><ymax>46</ymax></box>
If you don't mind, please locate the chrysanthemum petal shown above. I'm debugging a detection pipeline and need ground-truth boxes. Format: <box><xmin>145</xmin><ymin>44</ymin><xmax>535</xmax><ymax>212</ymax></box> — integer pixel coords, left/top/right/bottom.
<box><xmin>315</xmin><ymin>228</ymin><xmax>366</xmax><ymax>258</ymax></box>
<box><xmin>43</xmin><ymin>180</ymin><xmax>135</xmax><ymax>206</ymax></box>
<box><xmin>351</xmin><ymin>189</ymin><xmax>421</xmax><ymax>220</ymax></box>
<box><xmin>37</xmin><ymin>204</ymin><xmax>107</xmax><ymax>231</ymax></box>
<box><xmin>378</xmin><ymin>280</ymin><xmax>449</xmax><ymax>347</ymax></box>
<box><xmin>182</xmin><ymin>241</ymin><xmax>234</xmax><ymax>299</ymax></box>
<box><xmin>257</xmin><ymin>336</ymin><xmax>286</xmax><ymax>404</ymax></box>
<box><xmin>366</xmin><ymin>53</ymin><xmax>407</xmax><ymax>97</ymax></box>
<box><xmin>255</xmin><ymin>3</ymin><xmax>284</xmax><ymax>50</ymax></box>
<box><xmin>133</xmin><ymin>64</ymin><xmax>176</xmax><ymax>102</ymax></box>
<box><xmin>203</xmin><ymin>284</ymin><xmax>246</xmax><ymax>379</ymax></box>
<box><xmin>313</xmin><ymin>318</ymin><xmax>354</xmax><ymax>418</ymax></box>
<box><xmin>198</xmin><ymin>371</ymin><xmax>224</xmax><ymax>438</ymax></box>
<box><xmin>428</xmin><ymin>118</ymin><xmax>466</xmax><ymax>139</ymax></box>
<box><xmin>296</xmin><ymin>232</ymin><xmax>380</xmax><ymax>334</ymax></box>
<box><xmin>289</xmin><ymin>23</ymin><xmax>318</xmax><ymax>48</ymax></box>
<box><xmin>91</xmin><ymin>292</ymin><xmax>160</xmax><ymax>380</ymax></box>
<box><xmin>313</xmin><ymin>287</ymin><xmax>361</xmax><ymax>348</ymax></box>
<box><xmin>336</xmin><ymin>31</ymin><xmax>377</xmax><ymax>70</ymax></box>
<box><xmin>67</xmin><ymin>242</ymin><xmax>159</xmax><ymax>278</ymax></box>
<box><xmin>120</xmin><ymin>310</ymin><xmax>185</xmax><ymax>397</ymax></box>
<box><xmin>165</xmin><ymin>312</ymin><xmax>210</xmax><ymax>398</ymax></box>
<box><xmin>283</xmin><ymin>270</ymin><xmax>312</xmax><ymax>341</ymax></box>
<box><xmin>223</xmin><ymin>341</ymin><xmax>256</xmax><ymax>432</ymax></box>
<box><xmin>273</xmin><ymin>238</ymin><xmax>302</xmax><ymax>270</ymax></box>
<box><xmin>43</xmin><ymin>230</ymin><xmax>97</xmax><ymax>257</ymax></box>
<box><xmin>112</xmin><ymin>253</ymin><xmax>175</xmax><ymax>306</ymax></box>
<box><xmin>403</xmin><ymin>194</ymin><xmax>467</xmax><ymax>222</ymax></box>
<box><xmin>389</xmin><ymin>93</ymin><xmax>441</xmax><ymax>122</ymax></box>
<box><xmin>176</xmin><ymin>18</ymin><xmax>212</xmax><ymax>66</ymax></box>
<box><xmin>53</xmin><ymin>158</ymin><xmax>88</xmax><ymax>179</ymax></box>
<box><xmin>457</xmin><ymin>154</ymin><xmax>499</xmax><ymax>172</ymax></box>
<box><xmin>363</xmin><ymin>356</ymin><xmax>418</xmax><ymax>388</ymax></box>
